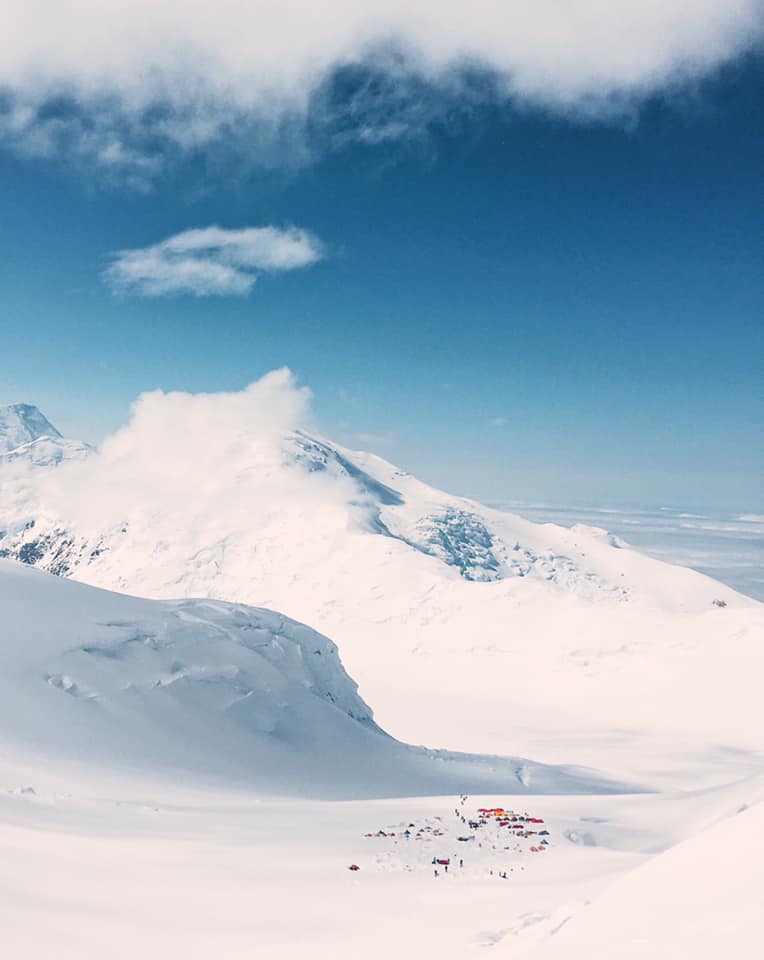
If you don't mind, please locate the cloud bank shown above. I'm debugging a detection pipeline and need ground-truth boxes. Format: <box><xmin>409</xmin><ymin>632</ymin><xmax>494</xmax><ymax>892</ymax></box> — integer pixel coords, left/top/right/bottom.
<box><xmin>105</xmin><ymin>226</ymin><xmax>324</xmax><ymax>296</ymax></box>
<box><xmin>1</xmin><ymin>1</ymin><xmax>762</xmax><ymax>181</ymax></box>
<box><xmin>21</xmin><ymin>369</ymin><xmax>369</xmax><ymax>544</ymax></box>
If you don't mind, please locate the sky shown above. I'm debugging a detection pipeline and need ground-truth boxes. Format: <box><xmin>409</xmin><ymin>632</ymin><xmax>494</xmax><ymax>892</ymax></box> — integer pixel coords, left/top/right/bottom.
<box><xmin>0</xmin><ymin>2</ymin><xmax>762</xmax><ymax>511</ymax></box>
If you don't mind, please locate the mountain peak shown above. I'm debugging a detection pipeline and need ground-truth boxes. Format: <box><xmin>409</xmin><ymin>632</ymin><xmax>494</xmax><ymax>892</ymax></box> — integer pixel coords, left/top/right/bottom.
<box><xmin>0</xmin><ymin>403</ymin><xmax>62</xmax><ymax>453</ymax></box>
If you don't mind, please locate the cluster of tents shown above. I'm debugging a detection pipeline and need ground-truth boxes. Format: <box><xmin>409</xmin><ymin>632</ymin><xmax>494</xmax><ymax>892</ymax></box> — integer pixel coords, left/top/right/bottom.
<box><xmin>457</xmin><ymin>806</ymin><xmax>552</xmax><ymax>852</ymax></box>
<box><xmin>355</xmin><ymin>801</ymin><xmax>554</xmax><ymax>876</ymax></box>
<box><xmin>364</xmin><ymin>817</ymin><xmax>445</xmax><ymax>841</ymax></box>
<box><xmin>476</xmin><ymin>807</ymin><xmax>545</xmax><ymax>824</ymax></box>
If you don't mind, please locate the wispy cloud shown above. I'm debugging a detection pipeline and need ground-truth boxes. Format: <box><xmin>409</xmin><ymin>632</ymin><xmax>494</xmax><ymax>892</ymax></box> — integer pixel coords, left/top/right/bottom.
<box><xmin>1</xmin><ymin>2</ymin><xmax>762</xmax><ymax>183</ymax></box>
<box><xmin>490</xmin><ymin>417</ymin><xmax>509</xmax><ymax>428</ymax></box>
<box><xmin>104</xmin><ymin>225</ymin><xmax>325</xmax><ymax>297</ymax></box>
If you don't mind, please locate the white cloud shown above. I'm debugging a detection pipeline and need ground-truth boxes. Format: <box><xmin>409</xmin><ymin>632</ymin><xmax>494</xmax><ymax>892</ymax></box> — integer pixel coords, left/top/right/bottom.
<box><xmin>105</xmin><ymin>225</ymin><xmax>325</xmax><ymax>297</ymax></box>
<box><xmin>1</xmin><ymin>2</ymin><xmax>762</xmax><ymax>180</ymax></box>
<box><xmin>20</xmin><ymin>369</ymin><xmax>366</xmax><ymax>538</ymax></box>
<box><xmin>490</xmin><ymin>417</ymin><xmax>509</xmax><ymax>428</ymax></box>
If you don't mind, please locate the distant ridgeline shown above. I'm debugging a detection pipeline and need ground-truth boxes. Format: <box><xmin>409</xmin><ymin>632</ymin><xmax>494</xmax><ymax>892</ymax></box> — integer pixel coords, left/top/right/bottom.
<box><xmin>0</xmin><ymin>402</ymin><xmax>743</xmax><ymax>615</ymax></box>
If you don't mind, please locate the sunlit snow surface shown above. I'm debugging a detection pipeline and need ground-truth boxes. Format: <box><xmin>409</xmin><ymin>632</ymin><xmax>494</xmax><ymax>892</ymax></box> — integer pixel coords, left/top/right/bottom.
<box><xmin>1</xmin><ymin>389</ymin><xmax>763</xmax><ymax>958</ymax></box>
<box><xmin>0</xmin><ymin>560</ymin><xmax>620</xmax><ymax>800</ymax></box>
<box><xmin>498</xmin><ymin>500</ymin><xmax>764</xmax><ymax>602</ymax></box>
<box><xmin>1</xmin><ymin>394</ymin><xmax>760</xmax><ymax>788</ymax></box>
<box><xmin>1</xmin><ymin>767</ymin><xmax>762</xmax><ymax>959</ymax></box>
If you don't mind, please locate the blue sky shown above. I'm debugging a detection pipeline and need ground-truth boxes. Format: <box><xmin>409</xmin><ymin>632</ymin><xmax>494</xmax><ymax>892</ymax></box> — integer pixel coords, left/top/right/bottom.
<box><xmin>1</xmin><ymin>9</ymin><xmax>762</xmax><ymax>510</ymax></box>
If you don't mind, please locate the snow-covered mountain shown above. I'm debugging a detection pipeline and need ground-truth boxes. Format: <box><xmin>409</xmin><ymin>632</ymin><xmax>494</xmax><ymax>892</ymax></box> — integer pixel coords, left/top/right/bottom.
<box><xmin>0</xmin><ymin>559</ymin><xmax>618</xmax><ymax>799</ymax></box>
<box><xmin>0</xmin><ymin>402</ymin><xmax>62</xmax><ymax>450</ymax></box>
<box><xmin>1</xmin><ymin>377</ymin><xmax>762</xmax><ymax>789</ymax></box>
<box><xmin>0</xmin><ymin>402</ymin><xmax>93</xmax><ymax>466</ymax></box>
<box><xmin>0</xmin><ymin>395</ymin><xmax>732</xmax><ymax>605</ymax></box>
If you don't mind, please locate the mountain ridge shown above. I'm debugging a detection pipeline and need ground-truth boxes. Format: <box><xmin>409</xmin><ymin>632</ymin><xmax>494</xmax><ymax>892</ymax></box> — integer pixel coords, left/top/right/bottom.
<box><xmin>0</xmin><ymin>402</ymin><xmax>62</xmax><ymax>450</ymax></box>
<box><xmin>0</xmin><ymin>403</ymin><xmax>92</xmax><ymax>466</ymax></box>
<box><xmin>1</xmin><ymin>390</ymin><xmax>760</xmax><ymax>789</ymax></box>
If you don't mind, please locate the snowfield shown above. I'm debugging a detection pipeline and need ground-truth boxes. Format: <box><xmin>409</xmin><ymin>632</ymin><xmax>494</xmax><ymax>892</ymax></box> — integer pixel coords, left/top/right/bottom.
<box><xmin>0</xmin><ymin>559</ymin><xmax>620</xmax><ymax>799</ymax></box>
<box><xmin>1</xmin><ymin>764</ymin><xmax>761</xmax><ymax>959</ymax></box>
<box><xmin>1</xmin><ymin>377</ymin><xmax>763</xmax><ymax>957</ymax></box>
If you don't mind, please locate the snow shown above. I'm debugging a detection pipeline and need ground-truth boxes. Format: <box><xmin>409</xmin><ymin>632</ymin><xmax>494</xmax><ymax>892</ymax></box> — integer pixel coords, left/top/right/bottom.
<box><xmin>522</xmin><ymin>796</ymin><xmax>764</xmax><ymax>959</ymax></box>
<box><xmin>0</xmin><ymin>403</ymin><xmax>92</xmax><ymax>466</ymax></box>
<box><xmin>0</xmin><ymin>785</ymin><xmax>630</xmax><ymax>960</ymax></box>
<box><xmin>1</xmin><ymin>766</ymin><xmax>761</xmax><ymax>959</ymax></box>
<box><xmin>0</xmin><ymin>379</ymin><xmax>763</xmax><ymax>956</ymax></box>
<box><xmin>0</xmin><ymin>559</ymin><xmax>620</xmax><ymax>799</ymax></box>
<box><xmin>501</xmin><ymin>500</ymin><xmax>764</xmax><ymax>601</ymax></box>
<box><xmin>0</xmin><ymin>403</ymin><xmax>62</xmax><ymax>451</ymax></box>
<box><xmin>1</xmin><ymin>382</ymin><xmax>761</xmax><ymax>790</ymax></box>
<box><xmin>1</xmin><ymin>435</ymin><xmax>94</xmax><ymax>467</ymax></box>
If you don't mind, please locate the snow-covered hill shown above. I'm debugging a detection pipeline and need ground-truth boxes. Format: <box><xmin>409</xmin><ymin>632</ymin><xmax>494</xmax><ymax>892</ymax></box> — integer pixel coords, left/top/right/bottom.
<box><xmin>522</xmin><ymin>795</ymin><xmax>764</xmax><ymax>959</ymax></box>
<box><xmin>1</xmin><ymin>374</ymin><xmax>762</xmax><ymax>788</ymax></box>
<box><xmin>0</xmin><ymin>559</ymin><xmax>619</xmax><ymax>799</ymax></box>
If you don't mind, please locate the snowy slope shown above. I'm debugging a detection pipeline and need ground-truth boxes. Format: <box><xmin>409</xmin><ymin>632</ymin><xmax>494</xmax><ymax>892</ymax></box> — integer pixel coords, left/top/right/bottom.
<box><xmin>1</xmin><ymin>377</ymin><xmax>762</xmax><ymax>788</ymax></box>
<box><xmin>1</xmin><ymin>772</ymin><xmax>761</xmax><ymax>960</ymax></box>
<box><xmin>523</xmin><ymin>797</ymin><xmax>764</xmax><ymax>960</ymax></box>
<box><xmin>1</xmin><ymin>435</ymin><xmax>94</xmax><ymax>467</ymax></box>
<box><xmin>0</xmin><ymin>559</ymin><xmax>620</xmax><ymax>799</ymax></box>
